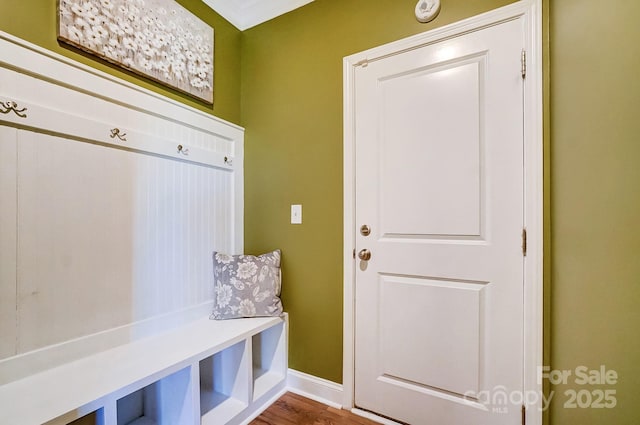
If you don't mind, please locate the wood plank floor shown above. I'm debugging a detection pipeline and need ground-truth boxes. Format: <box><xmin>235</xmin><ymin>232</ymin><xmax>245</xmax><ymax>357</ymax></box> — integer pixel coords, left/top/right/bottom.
<box><xmin>250</xmin><ymin>392</ymin><xmax>381</xmax><ymax>425</ymax></box>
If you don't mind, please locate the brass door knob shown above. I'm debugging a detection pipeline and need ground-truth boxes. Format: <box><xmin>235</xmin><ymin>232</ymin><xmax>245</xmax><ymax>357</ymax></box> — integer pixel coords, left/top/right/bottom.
<box><xmin>358</xmin><ymin>249</ymin><xmax>372</xmax><ymax>261</ymax></box>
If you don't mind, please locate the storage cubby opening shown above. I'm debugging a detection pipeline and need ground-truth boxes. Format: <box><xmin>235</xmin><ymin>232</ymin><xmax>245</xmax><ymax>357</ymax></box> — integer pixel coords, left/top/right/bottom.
<box><xmin>66</xmin><ymin>409</ymin><xmax>104</xmax><ymax>425</ymax></box>
<box><xmin>199</xmin><ymin>340</ymin><xmax>249</xmax><ymax>424</ymax></box>
<box><xmin>252</xmin><ymin>322</ymin><xmax>286</xmax><ymax>401</ymax></box>
<box><xmin>116</xmin><ymin>366</ymin><xmax>193</xmax><ymax>425</ymax></box>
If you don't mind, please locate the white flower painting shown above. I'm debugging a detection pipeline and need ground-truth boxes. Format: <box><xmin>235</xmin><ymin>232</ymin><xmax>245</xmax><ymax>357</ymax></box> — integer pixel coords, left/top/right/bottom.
<box><xmin>58</xmin><ymin>0</ymin><xmax>214</xmax><ymax>103</ymax></box>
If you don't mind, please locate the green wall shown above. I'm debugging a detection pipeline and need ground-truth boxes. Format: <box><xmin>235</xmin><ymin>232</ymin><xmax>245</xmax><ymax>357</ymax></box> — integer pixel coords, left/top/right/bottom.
<box><xmin>241</xmin><ymin>0</ymin><xmax>516</xmax><ymax>384</ymax></box>
<box><xmin>549</xmin><ymin>1</ymin><xmax>640</xmax><ymax>424</ymax></box>
<box><xmin>243</xmin><ymin>1</ymin><xmax>640</xmax><ymax>423</ymax></box>
<box><xmin>0</xmin><ymin>0</ymin><xmax>242</xmax><ymax>123</ymax></box>
<box><xmin>4</xmin><ymin>1</ymin><xmax>640</xmax><ymax>423</ymax></box>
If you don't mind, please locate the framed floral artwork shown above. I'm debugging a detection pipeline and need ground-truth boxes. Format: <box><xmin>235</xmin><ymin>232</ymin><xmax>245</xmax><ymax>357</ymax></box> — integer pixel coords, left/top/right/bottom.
<box><xmin>58</xmin><ymin>0</ymin><xmax>214</xmax><ymax>104</ymax></box>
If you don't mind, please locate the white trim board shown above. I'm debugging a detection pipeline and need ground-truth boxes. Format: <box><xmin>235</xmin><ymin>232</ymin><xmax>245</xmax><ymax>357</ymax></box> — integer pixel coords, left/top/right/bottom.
<box><xmin>285</xmin><ymin>370</ymin><xmax>401</xmax><ymax>425</ymax></box>
<box><xmin>342</xmin><ymin>1</ymin><xmax>544</xmax><ymax>425</ymax></box>
<box><xmin>0</xmin><ymin>32</ymin><xmax>242</xmax><ymax>132</ymax></box>
<box><xmin>286</xmin><ymin>369</ymin><xmax>344</xmax><ymax>409</ymax></box>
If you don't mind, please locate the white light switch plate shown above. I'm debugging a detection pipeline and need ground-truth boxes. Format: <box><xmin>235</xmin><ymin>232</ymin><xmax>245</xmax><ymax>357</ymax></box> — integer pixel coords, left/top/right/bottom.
<box><xmin>291</xmin><ymin>204</ymin><xmax>302</xmax><ymax>224</ymax></box>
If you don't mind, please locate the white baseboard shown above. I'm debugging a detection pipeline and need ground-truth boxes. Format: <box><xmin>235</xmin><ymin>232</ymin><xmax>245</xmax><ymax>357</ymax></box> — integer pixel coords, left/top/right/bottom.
<box><xmin>285</xmin><ymin>370</ymin><xmax>401</xmax><ymax>425</ymax></box>
<box><xmin>286</xmin><ymin>369</ymin><xmax>344</xmax><ymax>409</ymax></box>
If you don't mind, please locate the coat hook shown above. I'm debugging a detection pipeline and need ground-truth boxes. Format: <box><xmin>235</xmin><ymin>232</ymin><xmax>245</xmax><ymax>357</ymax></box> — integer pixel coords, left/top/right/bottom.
<box><xmin>110</xmin><ymin>128</ymin><xmax>127</xmax><ymax>141</ymax></box>
<box><xmin>177</xmin><ymin>144</ymin><xmax>189</xmax><ymax>155</ymax></box>
<box><xmin>0</xmin><ymin>100</ymin><xmax>28</xmax><ymax>118</ymax></box>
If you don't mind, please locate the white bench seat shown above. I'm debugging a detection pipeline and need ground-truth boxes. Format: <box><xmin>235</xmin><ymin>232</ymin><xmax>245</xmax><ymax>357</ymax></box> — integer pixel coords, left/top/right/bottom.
<box><xmin>0</xmin><ymin>315</ymin><xmax>287</xmax><ymax>425</ymax></box>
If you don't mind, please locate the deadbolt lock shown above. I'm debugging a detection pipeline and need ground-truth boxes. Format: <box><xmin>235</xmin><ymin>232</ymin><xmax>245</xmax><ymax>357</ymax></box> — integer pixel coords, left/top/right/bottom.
<box><xmin>360</xmin><ymin>224</ymin><xmax>371</xmax><ymax>236</ymax></box>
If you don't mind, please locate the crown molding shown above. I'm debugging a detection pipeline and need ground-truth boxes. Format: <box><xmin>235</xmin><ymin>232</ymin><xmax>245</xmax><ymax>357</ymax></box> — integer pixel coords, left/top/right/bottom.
<box><xmin>203</xmin><ymin>0</ymin><xmax>314</xmax><ymax>31</ymax></box>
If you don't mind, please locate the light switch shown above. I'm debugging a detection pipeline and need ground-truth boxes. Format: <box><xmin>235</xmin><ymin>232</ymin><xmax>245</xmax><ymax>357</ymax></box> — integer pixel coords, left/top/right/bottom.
<box><xmin>291</xmin><ymin>204</ymin><xmax>302</xmax><ymax>224</ymax></box>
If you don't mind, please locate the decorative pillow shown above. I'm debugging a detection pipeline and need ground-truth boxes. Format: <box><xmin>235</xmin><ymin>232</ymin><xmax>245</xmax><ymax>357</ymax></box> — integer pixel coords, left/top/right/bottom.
<box><xmin>211</xmin><ymin>250</ymin><xmax>283</xmax><ymax>320</ymax></box>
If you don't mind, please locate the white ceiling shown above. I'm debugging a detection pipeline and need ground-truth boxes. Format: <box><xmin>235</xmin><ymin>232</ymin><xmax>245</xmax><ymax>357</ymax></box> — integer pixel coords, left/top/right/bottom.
<box><xmin>202</xmin><ymin>0</ymin><xmax>315</xmax><ymax>31</ymax></box>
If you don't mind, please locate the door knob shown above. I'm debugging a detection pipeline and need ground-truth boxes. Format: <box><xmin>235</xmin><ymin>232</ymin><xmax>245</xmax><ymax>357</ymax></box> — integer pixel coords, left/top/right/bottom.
<box><xmin>358</xmin><ymin>249</ymin><xmax>371</xmax><ymax>261</ymax></box>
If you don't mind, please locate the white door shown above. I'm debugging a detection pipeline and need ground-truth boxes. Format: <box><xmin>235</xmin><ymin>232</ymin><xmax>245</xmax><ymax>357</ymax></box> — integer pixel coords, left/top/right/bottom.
<box><xmin>354</xmin><ymin>18</ymin><xmax>525</xmax><ymax>424</ymax></box>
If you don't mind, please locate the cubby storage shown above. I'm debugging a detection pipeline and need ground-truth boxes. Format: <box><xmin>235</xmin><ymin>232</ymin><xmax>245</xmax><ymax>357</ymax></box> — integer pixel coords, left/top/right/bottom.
<box><xmin>199</xmin><ymin>340</ymin><xmax>249</xmax><ymax>425</ymax></box>
<box><xmin>252</xmin><ymin>321</ymin><xmax>287</xmax><ymax>401</ymax></box>
<box><xmin>116</xmin><ymin>366</ymin><xmax>194</xmax><ymax>425</ymax></box>
<box><xmin>0</xmin><ymin>316</ymin><xmax>287</xmax><ymax>425</ymax></box>
<box><xmin>67</xmin><ymin>410</ymin><xmax>104</xmax><ymax>425</ymax></box>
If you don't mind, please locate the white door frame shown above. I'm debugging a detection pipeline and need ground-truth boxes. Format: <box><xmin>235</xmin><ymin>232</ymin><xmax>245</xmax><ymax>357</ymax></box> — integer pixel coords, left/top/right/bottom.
<box><xmin>342</xmin><ymin>1</ymin><xmax>543</xmax><ymax>424</ymax></box>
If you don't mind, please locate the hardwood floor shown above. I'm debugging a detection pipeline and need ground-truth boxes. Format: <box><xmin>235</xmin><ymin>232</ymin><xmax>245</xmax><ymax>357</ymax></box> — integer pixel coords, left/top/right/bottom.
<box><xmin>250</xmin><ymin>392</ymin><xmax>381</xmax><ymax>425</ymax></box>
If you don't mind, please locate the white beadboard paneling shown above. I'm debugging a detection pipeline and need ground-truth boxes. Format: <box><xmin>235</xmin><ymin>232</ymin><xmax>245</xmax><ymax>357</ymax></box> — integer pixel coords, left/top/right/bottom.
<box><xmin>15</xmin><ymin>129</ymin><xmax>234</xmax><ymax>353</ymax></box>
<box><xmin>0</xmin><ymin>126</ymin><xmax>17</xmax><ymax>359</ymax></box>
<box><xmin>0</xmin><ymin>30</ymin><xmax>244</xmax><ymax>361</ymax></box>
<box><xmin>17</xmin><ymin>131</ymin><xmax>135</xmax><ymax>351</ymax></box>
<box><xmin>129</xmin><ymin>154</ymin><xmax>233</xmax><ymax>319</ymax></box>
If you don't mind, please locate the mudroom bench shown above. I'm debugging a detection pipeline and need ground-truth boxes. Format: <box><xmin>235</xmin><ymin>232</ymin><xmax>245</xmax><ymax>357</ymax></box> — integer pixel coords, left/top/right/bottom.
<box><xmin>0</xmin><ymin>30</ymin><xmax>289</xmax><ymax>425</ymax></box>
<box><xmin>0</xmin><ymin>315</ymin><xmax>287</xmax><ymax>425</ymax></box>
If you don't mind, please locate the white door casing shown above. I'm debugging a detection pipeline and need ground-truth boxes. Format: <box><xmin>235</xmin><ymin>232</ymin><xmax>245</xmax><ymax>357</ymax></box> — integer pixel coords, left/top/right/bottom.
<box><xmin>343</xmin><ymin>1</ymin><xmax>543</xmax><ymax>424</ymax></box>
<box><xmin>356</xmin><ymin>17</ymin><xmax>524</xmax><ymax>424</ymax></box>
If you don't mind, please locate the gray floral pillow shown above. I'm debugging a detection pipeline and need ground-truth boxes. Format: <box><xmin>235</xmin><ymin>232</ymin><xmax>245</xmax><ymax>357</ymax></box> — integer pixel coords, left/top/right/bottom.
<box><xmin>211</xmin><ymin>250</ymin><xmax>283</xmax><ymax>320</ymax></box>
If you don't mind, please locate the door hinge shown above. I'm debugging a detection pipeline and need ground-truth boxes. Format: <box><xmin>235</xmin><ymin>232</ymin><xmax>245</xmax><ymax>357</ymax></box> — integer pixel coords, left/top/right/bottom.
<box><xmin>521</xmin><ymin>49</ymin><xmax>526</xmax><ymax>79</ymax></box>
<box><xmin>521</xmin><ymin>404</ymin><xmax>526</xmax><ymax>425</ymax></box>
<box><xmin>522</xmin><ymin>228</ymin><xmax>527</xmax><ymax>256</ymax></box>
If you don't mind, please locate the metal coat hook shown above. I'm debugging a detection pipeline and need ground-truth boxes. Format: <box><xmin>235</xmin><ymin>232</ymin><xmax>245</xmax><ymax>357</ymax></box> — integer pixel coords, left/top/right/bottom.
<box><xmin>177</xmin><ymin>144</ymin><xmax>189</xmax><ymax>155</ymax></box>
<box><xmin>110</xmin><ymin>128</ymin><xmax>127</xmax><ymax>141</ymax></box>
<box><xmin>0</xmin><ymin>100</ymin><xmax>28</xmax><ymax>118</ymax></box>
